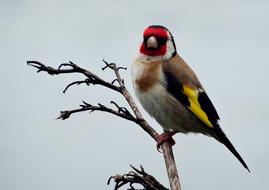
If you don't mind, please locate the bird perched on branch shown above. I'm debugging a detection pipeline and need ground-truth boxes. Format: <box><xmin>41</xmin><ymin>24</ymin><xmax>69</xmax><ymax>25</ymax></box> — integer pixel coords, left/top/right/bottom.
<box><xmin>131</xmin><ymin>25</ymin><xmax>249</xmax><ymax>171</ymax></box>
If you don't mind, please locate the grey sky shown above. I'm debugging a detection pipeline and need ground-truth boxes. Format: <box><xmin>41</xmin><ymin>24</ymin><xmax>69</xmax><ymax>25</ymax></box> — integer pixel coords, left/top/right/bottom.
<box><xmin>0</xmin><ymin>0</ymin><xmax>268</xmax><ymax>189</ymax></box>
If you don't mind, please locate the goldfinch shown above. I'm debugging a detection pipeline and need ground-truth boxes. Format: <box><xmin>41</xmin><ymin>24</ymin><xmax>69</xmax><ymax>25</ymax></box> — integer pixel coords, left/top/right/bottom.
<box><xmin>132</xmin><ymin>25</ymin><xmax>249</xmax><ymax>171</ymax></box>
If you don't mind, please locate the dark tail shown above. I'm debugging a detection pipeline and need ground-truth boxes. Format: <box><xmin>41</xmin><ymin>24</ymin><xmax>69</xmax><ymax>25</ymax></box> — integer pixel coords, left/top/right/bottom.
<box><xmin>214</xmin><ymin>127</ymin><xmax>250</xmax><ymax>172</ymax></box>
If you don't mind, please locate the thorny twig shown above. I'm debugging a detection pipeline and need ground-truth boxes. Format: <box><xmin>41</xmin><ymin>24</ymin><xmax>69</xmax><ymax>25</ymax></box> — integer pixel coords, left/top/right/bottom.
<box><xmin>27</xmin><ymin>60</ymin><xmax>181</xmax><ymax>190</ymax></box>
<box><xmin>107</xmin><ymin>165</ymin><xmax>169</xmax><ymax>190</ymax></box>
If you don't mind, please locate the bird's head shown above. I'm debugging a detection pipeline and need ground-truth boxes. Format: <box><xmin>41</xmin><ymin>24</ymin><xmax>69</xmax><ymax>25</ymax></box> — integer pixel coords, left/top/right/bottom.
<box><xmin>139</xmin><ymin>25</ymin><xmax>177</xmax><ymax>60</ymax></box>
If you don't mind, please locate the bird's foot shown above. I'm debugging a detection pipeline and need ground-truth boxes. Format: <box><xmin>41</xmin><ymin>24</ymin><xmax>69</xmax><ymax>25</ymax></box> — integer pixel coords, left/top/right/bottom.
<box><xmin>156</xmin><ymin>131</ymin><xmax>177</xmax><ymax>152</ymax></box>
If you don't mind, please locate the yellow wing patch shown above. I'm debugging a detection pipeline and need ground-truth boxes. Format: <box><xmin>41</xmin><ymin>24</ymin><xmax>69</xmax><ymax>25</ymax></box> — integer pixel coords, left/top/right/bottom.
<box><xmin>183</xmin><ymin>86</ymin><xmax>213</xmax><ymax>128</ymax></box>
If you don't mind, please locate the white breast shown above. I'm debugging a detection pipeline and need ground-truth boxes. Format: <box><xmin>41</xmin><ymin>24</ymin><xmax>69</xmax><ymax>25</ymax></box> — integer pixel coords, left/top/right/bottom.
<box><xmin>132</xmin><ymin>59</ymin><xmax>186</xmax><ymax>132</ymax></box>
<box><xmin>131</xmin><ymin>56</ymin><xmax>203</xmax><ymax>133</ymax></box>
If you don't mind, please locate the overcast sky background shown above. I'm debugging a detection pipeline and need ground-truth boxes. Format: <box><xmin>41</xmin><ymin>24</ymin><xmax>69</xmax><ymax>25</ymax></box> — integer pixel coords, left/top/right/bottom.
<box><xmin>0</xmin><ymin>0</ymin><xmax>268</xmax><ymax>189</ymax></box>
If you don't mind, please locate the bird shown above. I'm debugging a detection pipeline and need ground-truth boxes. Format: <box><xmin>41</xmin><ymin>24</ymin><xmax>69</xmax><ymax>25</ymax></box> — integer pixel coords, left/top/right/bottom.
<box><xmin>131</xmin><ymin>25</ymin><xmax>249</xmax><ymax>171</ymax></box>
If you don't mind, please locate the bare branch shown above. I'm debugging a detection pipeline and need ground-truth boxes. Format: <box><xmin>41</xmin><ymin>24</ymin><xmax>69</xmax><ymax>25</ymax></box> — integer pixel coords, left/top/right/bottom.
<box><xmin>28</xmin><ymin>60</ymin><xmax>182</xmax><ymax>190</ymax></box>
<box><xmin>27</xmin><ymin>60</ymin><xmax>121</xmax><ymax>92</ymax></box>
<box><xmin>107</xmin><ymin>165</ymin><xmax>169</xmax><ymax>190</ymax></box>
<box><xmin>110</xmin><ymin>101</ymin><xmax>133</xmax><ymax>117</ymax></box>
<box><xmin>102</xmin><ymin>60</ymin><xmax>126</xmax><ymax>86</ymax></box>
<box><xmin>102</xmin><ymin>60</ymin><xmax>127</xmax><ymax>71</ymax></box>
<box><xmin>57</xmin><ymin>101</ymin><xmax>137</xmax><ymax>123</ymax></box>
<box><xmin>62</xmin><ymin>79</ymin><xmax>90</xmax><ymax>93</ymax></box>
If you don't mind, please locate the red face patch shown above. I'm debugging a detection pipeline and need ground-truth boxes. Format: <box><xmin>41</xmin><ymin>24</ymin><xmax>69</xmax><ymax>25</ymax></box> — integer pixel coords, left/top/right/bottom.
<box><xmin>140</xmin><ymin>27</ymin><xmax>168</xmax><ymax>56</ymax></box>
<box><xmin>143</xmin><ymin>27</ymin><xmax>168</xmax><ymax>39</ymax></box>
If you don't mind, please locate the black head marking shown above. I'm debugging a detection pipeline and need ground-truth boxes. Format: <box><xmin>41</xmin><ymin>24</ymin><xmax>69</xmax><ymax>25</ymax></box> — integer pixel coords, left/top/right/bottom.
<box><xmin>148</xmin><ymin>25</ymin><xmax>177</xmax><ymax>57</ymax></box>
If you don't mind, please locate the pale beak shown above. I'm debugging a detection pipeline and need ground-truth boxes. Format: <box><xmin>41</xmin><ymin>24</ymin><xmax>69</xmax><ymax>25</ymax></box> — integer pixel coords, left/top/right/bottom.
<box><xmin>147</xmin><ymin>36</ymin><xmax>158</xmax><ymax>48</ymax></box>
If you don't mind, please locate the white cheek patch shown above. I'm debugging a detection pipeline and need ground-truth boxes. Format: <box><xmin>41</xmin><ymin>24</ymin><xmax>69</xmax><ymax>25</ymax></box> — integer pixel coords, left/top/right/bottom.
<box><xmin>163</xmin><ymin>35</ymin><xmax>176</xmax><ymax>60</ymax></box>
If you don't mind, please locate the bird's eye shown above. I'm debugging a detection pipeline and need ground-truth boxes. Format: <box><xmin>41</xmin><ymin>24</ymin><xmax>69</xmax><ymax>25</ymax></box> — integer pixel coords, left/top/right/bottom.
<box><xmin>157</xmin><ymin>37</ymin><xmax>167</xmax><ymax>45</ymax></box>
<box><xmin>143</xmin><ymin>36</ymin><xmax>150</xmax><ymax>44</ymax></box>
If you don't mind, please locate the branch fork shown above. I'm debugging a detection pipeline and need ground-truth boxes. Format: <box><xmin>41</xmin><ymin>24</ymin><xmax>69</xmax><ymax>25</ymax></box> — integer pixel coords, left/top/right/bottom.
<box><xmin>27</xmin><ymin>60</ymin><xmax>182</xmax><ymax>190</ymax></box>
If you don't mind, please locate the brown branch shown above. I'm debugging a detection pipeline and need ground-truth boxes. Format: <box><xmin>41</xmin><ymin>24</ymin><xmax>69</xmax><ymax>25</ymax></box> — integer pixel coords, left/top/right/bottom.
<box><xmin>27</xmin><ymin>61</ymin><xmax>121</xmax><ymax>92</ymax></box>
<box><xmin>27</xmin><ymin>60</ymin><xmax>182</xmax><ymax>190</ymax></box>
<box><xmin>62</xmin><ymin>79</ymin><xmax>90</xmax><ymax>93</ymax></box>
<box><xmin>56</xmin><ymin>101</ymin><xmax>138</xmax><ymax>123</ymax></box>
<box><xmin>107</xmin><ymin>165</ymin><xmax>169</xmax><ymax>190</ymax></box>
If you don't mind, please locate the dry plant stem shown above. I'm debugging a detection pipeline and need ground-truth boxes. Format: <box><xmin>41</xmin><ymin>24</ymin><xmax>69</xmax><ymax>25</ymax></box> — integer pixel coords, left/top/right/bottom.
<box><xmin>109</xmin><ymin>62</ymin><xmax>181</xmax><ymax>190</ymax></box>
<box><xmin>27</xmin><ymin>60</ymin><xmax>182</xmax><ymax>190</ymax></box>
<box><xmin>107</xmin><ymin>165</ymin><xmax>169</xmax><ymax>190</ymax></box>
<box><xmin>162</xmin><ymin>139</ymin><xmax>181</xmax><ymax>190</ymax></box>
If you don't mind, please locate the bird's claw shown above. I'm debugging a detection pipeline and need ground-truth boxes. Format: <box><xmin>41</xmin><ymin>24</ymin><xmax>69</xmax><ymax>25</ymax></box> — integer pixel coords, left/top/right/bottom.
<box><xmin>156</xmin><ymin>132</ymin><xmax>177</xmax><ymax>152</ymax></box>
